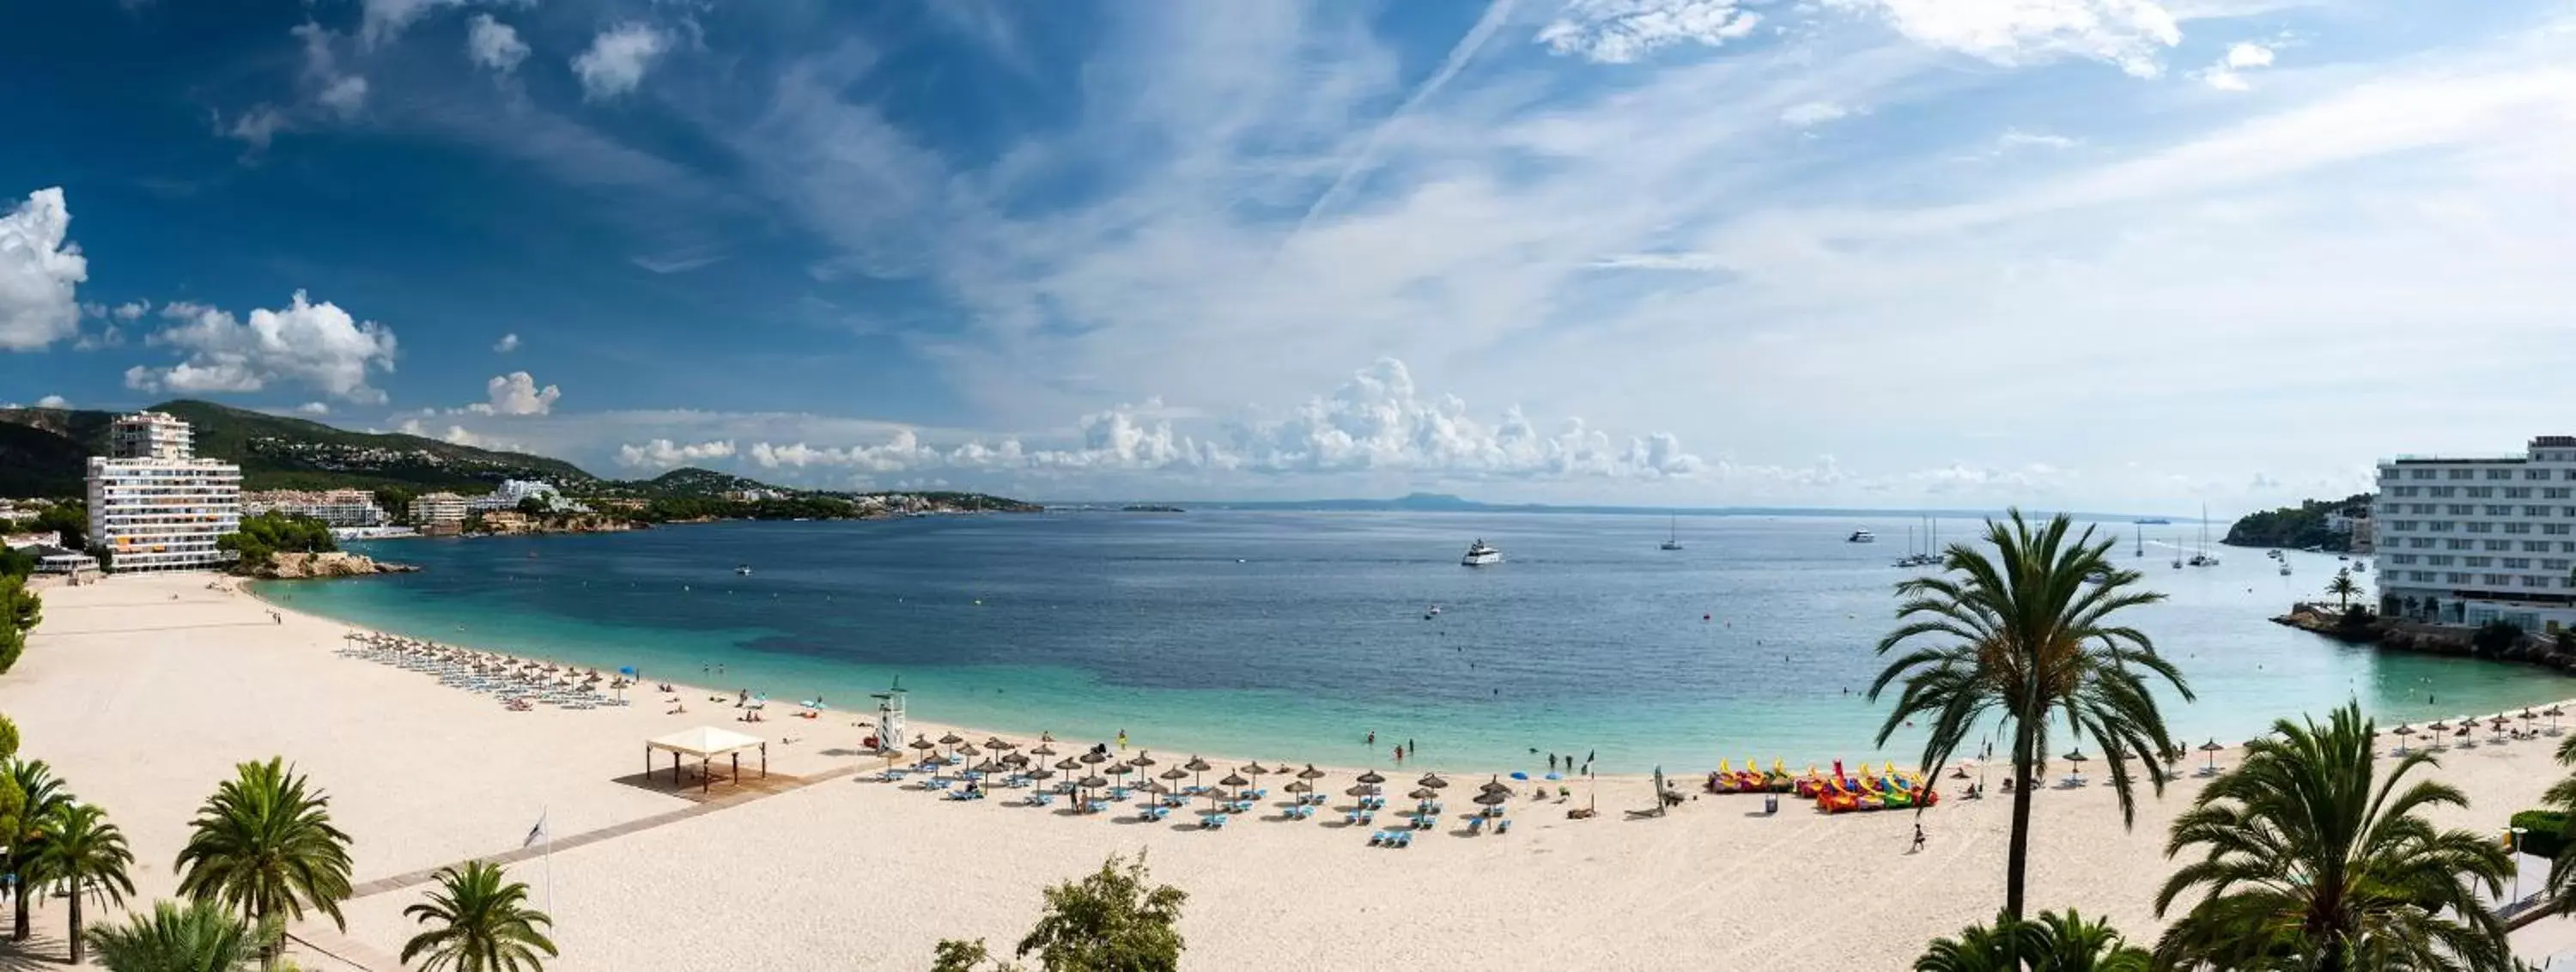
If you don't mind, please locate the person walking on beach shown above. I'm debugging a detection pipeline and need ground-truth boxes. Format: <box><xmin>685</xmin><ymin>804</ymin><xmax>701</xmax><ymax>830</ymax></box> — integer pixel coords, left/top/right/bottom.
<box><xmin>1912</xmin><ymin>821</ymin><xmax>1927</xmax><ymax>854</ymax></box>
<box><xmin>1367</xmin><ymin>730</ymin><xmax>1376</xmax><ymax>745</ymax></box>
<box><xmin>1116</xmin><ymin>730</ymin><xmax>1128</xmax><ymax>751</ymax></box>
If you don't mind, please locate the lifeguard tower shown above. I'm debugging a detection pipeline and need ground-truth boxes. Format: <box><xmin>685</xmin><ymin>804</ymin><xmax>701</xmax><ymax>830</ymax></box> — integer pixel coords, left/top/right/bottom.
<box><xmin>870</xmin><ymin>683</ymin><xmax>908</xmax><ymax>755</ymax></box>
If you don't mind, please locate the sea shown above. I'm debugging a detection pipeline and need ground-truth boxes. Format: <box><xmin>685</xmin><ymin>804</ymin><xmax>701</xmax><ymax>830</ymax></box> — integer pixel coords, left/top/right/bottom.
<box><xmin>256</xmin><ymin>512</ymin><xmax>2576</xmax><ymax>775</ymax></box>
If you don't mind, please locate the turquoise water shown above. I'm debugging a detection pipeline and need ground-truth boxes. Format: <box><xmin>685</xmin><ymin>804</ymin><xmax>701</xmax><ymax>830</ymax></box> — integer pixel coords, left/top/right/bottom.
<box><xmin>255</xmin><ymin>513</ymin><xmax>2575</xmax><ymax>775</ymax></box>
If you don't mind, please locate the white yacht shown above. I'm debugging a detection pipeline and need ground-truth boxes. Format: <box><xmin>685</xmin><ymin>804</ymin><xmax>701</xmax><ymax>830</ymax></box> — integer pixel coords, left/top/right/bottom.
<box><xmin>1461</xmin><ymin>540</ymin><xmax>1503</xmax><ymax>567</ymax></box>
<box><xmin>1660</xmin><ymin>516</ymin><xmax>1683</xmax><ymax>551</ymax></box>
<box><xmin>1847</xmin><ymin>529</ymin><xmax>1876</xmax><ymax>544</ymax></box>
<box><xmin>735</xmin><ymin>564</ymin><xmax>752</xmax><ymax>575</ymax></box>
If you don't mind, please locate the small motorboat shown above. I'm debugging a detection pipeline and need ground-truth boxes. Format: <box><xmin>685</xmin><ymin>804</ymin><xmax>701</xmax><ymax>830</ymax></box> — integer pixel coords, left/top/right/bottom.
<box><xmin>735</xmin><ymin>564</ymin><xmax>752</xmax><ymax>575</ymax></box>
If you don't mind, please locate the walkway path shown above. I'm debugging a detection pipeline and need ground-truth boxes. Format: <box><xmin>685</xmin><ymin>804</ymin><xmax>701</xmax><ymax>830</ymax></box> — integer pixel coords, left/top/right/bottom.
<box><xmin>347</xmin><ymin>763</ymin><xmax>861</xmax><ymax>901</ymax></box>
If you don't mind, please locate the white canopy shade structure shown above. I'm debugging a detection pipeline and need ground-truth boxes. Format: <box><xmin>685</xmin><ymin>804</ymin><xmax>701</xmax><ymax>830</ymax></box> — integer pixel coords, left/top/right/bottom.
<box><xmin>647</xmin><ymin>726</ymin><xmax>768</xmax><ymax>793</ymax></box>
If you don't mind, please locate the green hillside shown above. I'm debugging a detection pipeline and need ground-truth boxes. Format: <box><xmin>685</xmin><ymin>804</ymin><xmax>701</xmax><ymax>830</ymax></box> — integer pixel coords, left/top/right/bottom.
<box><xmin>2224</xmin><ymin>493</ymin><xmax>2372</xmax><ymax>551</ymax></box>
<box><xmin>0</xmin><ymin>399</ymin><xmax>596</xmax><ymax>494</ymax></box>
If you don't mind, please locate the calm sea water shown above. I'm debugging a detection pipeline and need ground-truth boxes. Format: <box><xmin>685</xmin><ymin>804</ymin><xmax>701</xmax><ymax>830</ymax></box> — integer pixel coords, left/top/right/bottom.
<box><xmin>258</xmin><ymin>513</ymin><xmax>2575</xmax><ymax>775</ymax></box>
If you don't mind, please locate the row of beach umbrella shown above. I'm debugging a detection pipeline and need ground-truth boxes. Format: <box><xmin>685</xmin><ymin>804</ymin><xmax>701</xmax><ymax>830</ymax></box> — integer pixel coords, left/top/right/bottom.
<box><xmin>892</xmin><ymin>732</ymin><xmax>1524</xmax><ymax>821</ymax></box>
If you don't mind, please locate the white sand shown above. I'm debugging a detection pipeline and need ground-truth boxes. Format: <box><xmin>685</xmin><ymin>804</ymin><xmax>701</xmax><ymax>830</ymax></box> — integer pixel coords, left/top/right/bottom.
<box><xmin>5</xmin><ymin>572</ymin><xmax>2569</xmax><ymax>969</ymax></box>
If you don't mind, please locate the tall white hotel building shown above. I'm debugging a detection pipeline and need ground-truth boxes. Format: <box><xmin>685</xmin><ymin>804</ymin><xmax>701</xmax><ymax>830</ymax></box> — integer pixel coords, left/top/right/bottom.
<box><xmin>84</xmin><ymin>411</ymin><xmax>242</xmax><ymax>573</ymax></box>
<box><xmin>2373</xmin><ymin>436</ymin><xmax>2576</xmax><ymax>633</ymax></box>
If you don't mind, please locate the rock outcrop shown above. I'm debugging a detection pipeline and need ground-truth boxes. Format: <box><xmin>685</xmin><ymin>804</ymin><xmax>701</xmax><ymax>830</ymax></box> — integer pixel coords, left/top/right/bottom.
<box><xmin>254</xmin><ymin>551</ymin><xmax>421</xmax><ymax>580</ymax></box>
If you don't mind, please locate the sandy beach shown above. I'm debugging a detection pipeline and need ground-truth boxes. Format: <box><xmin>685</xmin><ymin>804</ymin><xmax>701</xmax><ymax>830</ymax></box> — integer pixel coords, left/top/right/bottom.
<box><xmin>6</xmin><ymin>571</ymin><xmax>2572</xmax><ymax>970</ymax></box>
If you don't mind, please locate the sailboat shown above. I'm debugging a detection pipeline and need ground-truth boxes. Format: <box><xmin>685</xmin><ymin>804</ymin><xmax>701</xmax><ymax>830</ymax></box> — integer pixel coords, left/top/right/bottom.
<box><xmin>2189</xmin><ymin>503</ymin><xmax>2221</xmax><ymax>567</ymax></box>
<box><xmin>2134</xmin><ymin>528</ymin><xmax>2143</xmax><ymax>558</ymax></box>
<box><xmin>1661</xmin><ymin>516</ymin><xmax>1683</xmax><ymax>551</ymax></box>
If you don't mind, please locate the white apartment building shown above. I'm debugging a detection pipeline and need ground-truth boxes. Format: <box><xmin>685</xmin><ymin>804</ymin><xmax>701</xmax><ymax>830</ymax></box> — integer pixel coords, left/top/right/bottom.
<box><xmin>242</xmin><ymin>489</ymin><xmax>388</xmax><ymax>528</ymax></box>
<box><xmin>2373</xmin><ymin>435</ymin><xmax>2576</xmax><ymax>632</ymax></box>
<box><xmin>86</xmin><ymin>412</ymin><xmax>241</xmax><ymax>573</ymax></box>
<box><xmin>410</xmin><ymin>492</ymin><xmax>470</xmax><ymax>525</ymax></box>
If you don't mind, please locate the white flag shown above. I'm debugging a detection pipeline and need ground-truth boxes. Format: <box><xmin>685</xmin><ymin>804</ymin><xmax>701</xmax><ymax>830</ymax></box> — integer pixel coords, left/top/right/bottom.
<box><xmin>523</xmin><ymin>811</ymin><xmax>548</xmax><ymax>848</ymax></box>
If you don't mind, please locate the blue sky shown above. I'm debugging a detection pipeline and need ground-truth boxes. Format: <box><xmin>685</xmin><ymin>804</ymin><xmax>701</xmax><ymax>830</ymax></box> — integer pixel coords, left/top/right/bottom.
<box><xmin>3</xmin><ymin>0</ymin><xmax>2570</xmax><ymax>509</ymax></box>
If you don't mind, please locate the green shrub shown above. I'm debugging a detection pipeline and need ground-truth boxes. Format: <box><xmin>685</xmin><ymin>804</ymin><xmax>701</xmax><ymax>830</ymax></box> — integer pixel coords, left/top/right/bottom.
<box><xmin>2512</xmin><ymin>810</ymin><xmax>2568</xmax><ymax>860</ymax></box>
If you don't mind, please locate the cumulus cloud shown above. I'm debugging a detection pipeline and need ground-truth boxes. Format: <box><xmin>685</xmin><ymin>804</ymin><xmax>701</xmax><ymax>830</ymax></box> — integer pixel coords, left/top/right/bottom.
<box><xmin>2199</xmin><ymin>41</ymin><xmax>2276</xmax><ymax>90</ymax></box>
<box><xmin>617</xmin><ymin>438</ymin><xmax>737</xmax><ymax>469</ymax></box>
<box><xmin>34</xmin><ymin>395</ymin><xmax>67</xmax><ymax>409</ymax></box>
<box><xmin>468</xmin><ymin>371</ymin><xmax>561</xmax><ymax>416</ymax></box>
<box><xmin>0</xmin><ymin>187</ymin><xmax>88</xmax><ymax>351</ymax></box>
<box><xmin>492</xmin><ymin>332</ymin><xmax>519</xmax><ymax>353</ymax></box>
<box><xmin>125</xmin><ymin>291</ymin><xmax>399</xmax><ymax>403</ymax></box>
<box><xmin>112</xmin><ymin>300</ymin><xmax>149</xmax><ymax>321</ymax></box>
<box><xmin>466</xmin><ymin>15</ymin><xmax>531</xmax><ymax>74</ymax></box>
<box><xmin>361</xmin><ymin>0</ymin><xmax>466</xmax><ymax>48</ymax></box>
<box><xmin>573</xmin><ymin>23</ymin><xmax>667</xmax><ymax>100</ymax></box>
<box><xmin>398</xmin><ymin>417</ymin><xmax>514</xmax><ymax>450</ymax></box>
<box><xmin>296</xmin><ymin>402</ymin><xmax>331</xmax><ymax>416</ymax></box>
<box><xmin>738</xmin><ymin>359</ymin><xmax>1704</xmax><ymax>483</ymax></box>
<box><xmin>1830</xmin><ymin>0</ymin><xmax>2184</xmax><ymax>78</ymax></box>
<box><xmin>1539</xmin><ymin>0</ymin><xmax>1761</xmax><ymax>63</ymax></box>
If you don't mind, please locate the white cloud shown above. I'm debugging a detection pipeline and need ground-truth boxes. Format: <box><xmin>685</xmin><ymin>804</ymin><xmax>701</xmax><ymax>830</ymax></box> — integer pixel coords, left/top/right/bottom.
<box><xmin>33</xmin><ymin>395</ymin><xmax>67</xmax><ymax>409</ymax></box>
<box><xmin>2226</xmin><ymin>41</ymin><xmax>2275</xmax><ymax>68</ymax></box>
<box><xmin>296</xmin><ymin>402</ymin><xmax>331</xmax><ymax>416</ymax></box>
<box><xmin>617</xmin><ymin>438</ymin><xmax>738</xmax><ymax>469</ymax></box>
<box><xmin>397</xmin><ymin>417</ymin><xmax>514</xmax><ymax>450</ymax></box>
<box><xmin>2199</xmin><ymin>41</ymin><xmax>2276</xmax><ymax>90</ymax></box>
<box><xmin>737</xmin><ymin>358</ymin><xmax>1704</xmax><ymax>482</ymax></box>
<box><xmin>1830</xmin><ymin>0</ymin><xmax>2184</xmax><ymax>77</ymax></box>
<box><xmin>466</xmin><ymin>14</ymin><xmax>531</xmax><ymax>75</ymax></box>
<box><xmin>361</xmin><ymin>0</ymin><xmax>466</xmax><ymax>48</ymax></box>
<box><xmin>1996</xmin><ymin>129</ymin><xmax>2077</xmax><ymax>150</ymax></box>
<box><xmin>493</xmin><ymin>332</ymin><xmax>520</xmax><ymax>353</ymax></box>
<box><xmin>1538</xmin><ymin>0</ymin><xmax>1762</xmax><ymax>63</ymax></box>
<box><xmin>126</xmin><ymin>291</ymin><xmax>399</xmax><ymax>403</ymax></box>
<box><xmin>1781</xmin><ymin>100</ymin><xmax>1853</xmax><ymax>127</ymax></box>
<box><xmin>227</xmin><ymin>107</ymin><xmax>291</xmax><ymax>150</ymax></box>
<box><xmin>0</xmin><ymin>187</ymin><xmax>87</xmax><ymax>352</ymax></box>
<box><xmin>468</xmin><ymin>371</ymin><xmax>561</xmax><ymax>416</ymax></box>
<box><xmin>318</xmin><ymin>75</ymin><xmax>370</xmax><ymax>117</ymax></box>
<box><xmin>573</xmin><ymin>24</ymin><xmax>668</xmax><ymax>100</ymax></box>
<box><xmin>111</xmin><ymin>300</ymin><xmax>149</xmax><ymax>321</ymax></box>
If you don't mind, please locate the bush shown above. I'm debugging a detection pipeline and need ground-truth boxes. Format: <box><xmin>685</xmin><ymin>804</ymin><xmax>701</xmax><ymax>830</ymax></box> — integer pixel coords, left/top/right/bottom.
<box><xmin>2472</xmin><ymin>621</ymin><xmax>2525</xmax><ymax>656</ymax></box>
<box><xmin>216</xmin><ymin>512</ymin><xmax>336</xmax><ymax>569</ymax></box>
<box><xmin>2512</xmin><ymin>810</ymin><xmax>2568</xmax><ymax>860</ymax></box>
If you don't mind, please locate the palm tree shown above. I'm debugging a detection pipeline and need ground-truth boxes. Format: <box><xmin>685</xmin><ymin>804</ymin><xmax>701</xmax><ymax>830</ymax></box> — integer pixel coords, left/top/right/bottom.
<box><xmin>36</xmin><ymin>801</ymin><xmax>137</xmax><ymax>965</ymax></box>
<box><xmin>1870</xmin><ymin>509</ymin><xmax>2193</xmax><ymax>935</ymax></box>
<box><xmin>1914</xmin><ymin>909</ymin><xmax>2148</xmax><ymax>971</ymax></box>
<box><xmin>2325</xmin><ymin>568</ymin><xmax>2361</xmax><ymax>611</ymax></box>
<box><xmin>399</xmin><ymin>860</ymin><xmax>557</xmax><ymax>972</ymax></box>
<box><xmin>2529</xmin><ymin>733</ymin><xmax>2576</xmax><ymax>917</ymax></box>
<box><xmin>173</xmin><ymin>758</ymin><xmax>355</xmax><ymax>967</ymax></box>
<box><xmin>2155</xmin><ymin>703</ymin><xmax>2512</xmax><ymax>971</ymax></box>
<box><xmin>5</xmin><ymin>757</ymin><xmax>67</xmax><ymax>941</ymax></box>
<box><xmin>86</xmin><ymin>898</ymin><xmax>268</xmax><ymax>972</ymax></box>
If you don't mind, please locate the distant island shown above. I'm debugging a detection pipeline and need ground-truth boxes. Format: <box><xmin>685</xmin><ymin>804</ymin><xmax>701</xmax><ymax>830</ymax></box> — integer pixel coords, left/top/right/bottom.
<box><xmin>1120</xmin><ymin>505</ymin><xmax>1186</xmax><ymax>513</ymax></box>
<box><xmin>2224</xmin><ymin>493</ymin><xmax>2372</xmax><ymax>551</ymax></box>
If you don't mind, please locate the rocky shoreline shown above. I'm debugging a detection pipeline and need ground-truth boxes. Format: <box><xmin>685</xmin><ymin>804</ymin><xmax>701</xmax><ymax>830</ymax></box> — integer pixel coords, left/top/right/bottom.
<box><xmin>248</xmin><ymin>551</ymin><xmax>421</xmax><ymax>580</ymax></box>
<box><xmin>2275</xmin><ymin>604</ymin><xmax>2576</xmax><ymax>672</ymax></box>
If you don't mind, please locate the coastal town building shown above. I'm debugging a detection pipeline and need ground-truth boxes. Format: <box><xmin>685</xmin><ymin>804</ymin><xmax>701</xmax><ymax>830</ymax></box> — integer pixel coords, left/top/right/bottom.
<box><xmin>469</xmin><ymin>479</ymin><xmax>584</xmax><ymax>514</ymax></box>
<box><xmin>85</xmin><ymin>411</ymin><xmax>241</xmax><ymax>573</ymax></box>
<box><xmin>409</xmin><ymin>492</ymin><xmax>470</xmax><ymax>527</ymax></box>
<box><xmin>2373</xmin><ymin>436</ymin><xmax>2576</xmax><ymax>632</ymax></box>
<box><xmin>2</xmin><ymin>532</ymin><xmax>61</xmax><ymax>550</ymax></box>
<box><xmin>242</xmin><ymin>489</ymin><xmax>389</xmax><ymax>528</ymax></box>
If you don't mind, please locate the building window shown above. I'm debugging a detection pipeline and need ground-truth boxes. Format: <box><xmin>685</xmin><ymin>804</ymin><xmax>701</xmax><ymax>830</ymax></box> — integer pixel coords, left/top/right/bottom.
<box><xmin>2486</xmin><ymin>574</ymin><xmax>2513</xmax><ymax>585</ymax></box>
<box><xmin>2508</xmin><ymin>523</ymin><xmax>2534</xmax><ymax>534</ymax></box>
<box><xmin>2449</xmin><ymin>572</ymin><xmax>2474</xmax><ymax>583</ymax></box>
<box><xmin>2448</xmin><ymin>504</ymin><xmax>2475</xmax><ymax>515</ymax></box>
<box><xmin>2463</xmin><ymin>556</ymin><xmax>2488</xmax><ymax>567</ymax></box>
<box><xmin>2450</xmin><ymin>470</ymin><xmax>2475</xmax><ymax>480</ymax></box>
<box><xmin>2532</xmin><ymin>470</ymin><xmax>2554</xmax><ymax>480</ymax></box>
<box><xmin>2488</xmin><ymin>539</ymin><xmax>2512</xmax><ymax>550</ymax></box>
<box><xmin>2553</xmin><ymin>524</ymin><xmax>2575</xmax><ymax>536</ymax></box>
<box><xmin>2470</xmin><ymin>487</ymin><xmax>2495</xmax><ymax>498</ymax></box>
<box><xmin>2429</xmin><ymin>555</ymin><xmax>2456</xmax><ymax>566</ymax></box>
<box><xmin>2531</xmin><ymin>506</ymin><xmax>2555</xmax><ymax>517</ymax></box>
<box><xmin>2549</xmin><ymin>488</ymin><xmax>2572</xmax><ymax>499</ymax></box>
<box><xmin>2487</xmin><ymin>505</ymin><xmax>2512</xmax><ymax>515</ymax></box>
<box><xmin>2527</xmin><ymin>541</ymin><xmax>2552</xmax><ymax>552</ymax></box>
<box><xmin>2546</xmin><ymin>559</ymin><xmax>2573</xmax><ymax>571</ymax></box>
<box><xmin>2489</xmin><ymin>470</ymin><xmax>2515</xmax><ymax>480</ymax></box>
<box><xmin>2465</xmin><ymin>522</ymin><xmax>2493</xmax><ymax>533</ymax></box>
<box><xmin>2431</xmin><ymin>486</ymin><xmax>2457</xmax><ymax>497</ymax></box>
<box><xmin>2508</xmin><ymin>487</ymin><xmax>2533</xmax><ymax>498</ymax></box>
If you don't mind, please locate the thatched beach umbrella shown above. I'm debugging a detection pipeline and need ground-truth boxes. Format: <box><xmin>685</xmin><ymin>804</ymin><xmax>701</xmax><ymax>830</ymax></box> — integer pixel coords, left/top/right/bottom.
<box><xmin>1297</xmin><ymin>765</ymin><xmax>1326</xmax><ymax>781</ymax></box>
<box><xmin>957</xmin><ymin>743</ymin><xmax>981</xmax><ymax>760</ymax></box>
<box><xmin>2428</xmin><ymin>720</ymin><xmax>2451</xmax><ymax>732</ymax></box>
<box><xmin>1055</xmin><ymin>757</ymin><xmax>1082</xmax><ymax>774</ymax></box>
<box><xmin>1408</xmin><ymin>787</ymin><xmax>1437</xmax><ymax>800</ymax></box>
<box><xmin>2198</xmin><ymin>738</ymin><xmax>2225</xmax><ymax>770</ymax></box>
<box><xmin>1001</xmin><ymin>752</ymin><xmax>1030</xmax><ymax>768</ymax></box>
<box><xmin>1418</xmin><ymin>774</ymin><xmax>1449</xmax><ymax>790</ymax></box>
<box><xmin>1026</xmin><ymin>767</ymin><xmax>1055</xmax><ymax>783</ymax></box>
<box><xmin>1030</xmin><ymin>744</ymin><xmax>1057</xmax><ymax>757</ymax></box>
<box><xmin>1345</xmin><ymin>784</ymin><xmax>1377</xmax><ymax>798</ymax></box>
<box><xmin>1285</xmin><ymin>780</ymin><xmax>1312</xmax><ymax>794</ymax></box>
<box><xmin>1479</xmin><ymin>775</ymin><xmax>1511</xmax><ymax>794</ymax></box>
<box><xmin>2551</xmin><ymin>706</ymin><xmax>2567</xmax><ymax>733</ymax></box>
<box><xmin>2391</xmin><ymin>726</ymin><xmax>2415</xmax><ymax>754</ymax></box>
<box><xmin>972</xmin><ymin>760</ymin><xmax>1001</xmax><ymax>775</ymax></box>
<box><xmin>1130</xmin><ymin>752</ymin><xmax>1157</xmax><ymax>768</ymax></box>
<box><xmin>2491</xmin><ymin>716</ymin><xmax>2512</xmax><ymax>737</ymax></box>
<box><xmin>1080</xmin><ymin>750</ymin><xmax>1109</xmax><ymax>766</ymax></box>
<box><xmin>983</xmin><ymin>736</ymin><xmax>1011</xmax><ymax>750</ymax></box>
<box><xmin>1473</xmin><ymin>790</ymin><xmax>1510</xmax><ymax>812</ymax></box>
<box><xmin>1242</xmin><ymin>762</ymin><xmax>1270</xmax><ymax>777</ymax></box>
<box><xmin>1218</xmin><ymin>772</ymin><xmax>1249</xmax><ymax>790</ymax></box>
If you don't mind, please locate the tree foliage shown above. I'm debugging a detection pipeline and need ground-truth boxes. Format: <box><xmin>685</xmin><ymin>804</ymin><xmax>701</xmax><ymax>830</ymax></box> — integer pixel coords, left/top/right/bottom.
<box><xmin>173</xmin><ymin>758</ymin><xmax>356</xmax><ymax>939</ymax></box>
<box><xmin>86</xmin><ymin>898</ymin><xmax>270</xmax><ymax>972</ymax></box>
<box><xmin>7</xmin><ymin>757</ymin><xmax>66</xmax><ymax>941</ymax></box>
<box><xmin>216</xmin><ymin>513</ymin><xmax>337</xmax><ymax>570</ymax></box>
<box><xmin>399</xmin><ymin>860</ymin><xmax>557</xmax><ymax>972</ymax></box>
<box><xmin>1871</xmin><ymin>509</ymin><xmax>2190</xmax><ymax>937</ymax></box>
<box><xmin>935</xmin><ymin>852</ymin><xmax>1187</xmax><ymax>972</ymax></box>
<box><xmin>1915</xmin><ymin>910</ymin><xmax>2149</xmax><ymax>971</ymax></box>
<box><xmin>2324</xmin><ymin>569</ymin><xmax>2362</xmax><ymax>611</ymax></box>
<box><xmin>2155</xmin><ymin>703</ymin><xmax>2512</xmax><ymax>971</ymax></box>
<box><xmin>36</xmin><ymin>800</ymin><xmax>138</xmax><ymax>964</ymax></box>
